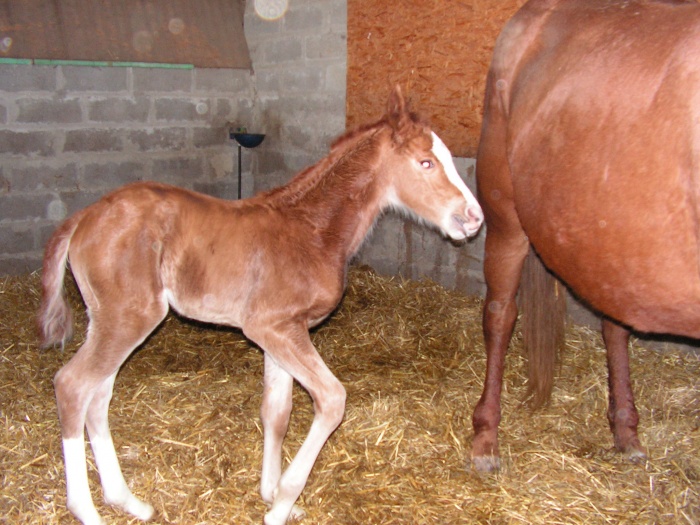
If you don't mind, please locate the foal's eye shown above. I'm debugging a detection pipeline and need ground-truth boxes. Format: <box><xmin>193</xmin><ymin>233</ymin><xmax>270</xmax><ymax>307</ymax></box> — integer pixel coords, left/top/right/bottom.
<box><xmin>420</xmin><ymin>159</ymin><xmax>434</xmax><ymax>169</ymax></box>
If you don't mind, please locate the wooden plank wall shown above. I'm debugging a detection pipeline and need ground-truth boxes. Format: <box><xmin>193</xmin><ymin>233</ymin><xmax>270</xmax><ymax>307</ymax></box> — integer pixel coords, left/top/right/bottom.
<box><xmin>347</xmin><ymin>0</ymin><xmax>526</xmax><ymax>157</ymax></box>
<box><xmin>0</xmin><ymin>0</ymin><xmax>250</xmax><ymax>68</ymax></box>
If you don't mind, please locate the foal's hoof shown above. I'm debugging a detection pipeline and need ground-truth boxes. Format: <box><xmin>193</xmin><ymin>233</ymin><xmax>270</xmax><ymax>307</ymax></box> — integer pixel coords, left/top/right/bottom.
<box><xmin>263</xmin><ymin>503</ymin><xmax>306</xmax><ymax>525</ymax></box>
<box><xmin>110</xmin><ymin>494</ymin><xmax>154</xmax><ymax>521</ymax></box>
<box><xmin>471</xmin><ymin>454</ymin><xmax>501</xmax><ymax>473</ymax></box>
<box><xmin>289</xmin><ymin>504</ymin><xmax>306</xmax><ymax>522</ymax></box>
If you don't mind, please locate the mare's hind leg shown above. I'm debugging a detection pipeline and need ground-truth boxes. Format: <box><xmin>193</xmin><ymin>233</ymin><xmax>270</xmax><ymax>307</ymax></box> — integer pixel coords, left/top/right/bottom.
<box><xmin>601</xmin><ymin>319</ymin><xmax>646</xmax><ymax>459</ymax></box>
<box><xmin>55</xmin><ymin>304</ymin><xmax>166</xmax><ymax>525</ymax></box>
<box><xmin>471</xmin><ymin>228</ymin><xmax>529</xmax><ymax>472</ymax></box>
<box><xmin>245</xmin><ymin>320</ymin><xmax>346</xmax><ymax>525</ymax></box>
<box><xmin>471</xmin><ymin>108</ymin><xmax>529</xmax><ymax>471</ymax></box>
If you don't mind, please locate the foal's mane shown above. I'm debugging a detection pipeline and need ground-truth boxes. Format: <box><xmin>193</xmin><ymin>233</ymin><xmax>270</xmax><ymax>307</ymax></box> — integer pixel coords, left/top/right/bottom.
<box><xmin>258</xmin><ymin>102</ymin><xmax>428</xmax><ymax>208</ymax></box>
<box><xmin>258</xmin><ymin>122</ymin><xmax>383</xmax><ymax>207</ymax></box>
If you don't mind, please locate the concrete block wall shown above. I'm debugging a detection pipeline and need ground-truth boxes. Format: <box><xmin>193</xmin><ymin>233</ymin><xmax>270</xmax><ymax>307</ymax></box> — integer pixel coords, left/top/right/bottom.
<box><xmin>0</xmin><ymin>64</ymin><xmax>255</xmax><ymax>274</ymax></box>
<box><xmin>241</xmin><ymin>0</ymin><xmax>348</xmax><ymax>194</ymax></box>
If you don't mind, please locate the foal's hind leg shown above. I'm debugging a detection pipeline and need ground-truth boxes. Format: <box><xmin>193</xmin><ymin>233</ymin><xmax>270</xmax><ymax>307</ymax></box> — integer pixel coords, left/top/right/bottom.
<box><xmin>55</xmin><ymin>305</ymin><xmax>166</xmax><ymax>525</ymax></box>
<box><xmin>86</xmin><ymin>373</ymin><xmax>154</xmax><ymax>519</ymax></box>
<box><xmin>601</xmin><ymin>319</ymin><xmax>646</xmax><ymax>460</ymax></box>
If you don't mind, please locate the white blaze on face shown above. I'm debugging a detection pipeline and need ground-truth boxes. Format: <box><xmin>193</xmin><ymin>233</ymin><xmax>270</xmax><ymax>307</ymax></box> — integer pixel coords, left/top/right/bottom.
<box><xmin>430</xmin><ymin>132</ymin><xmax>483</xmax><ymax>238</ymax></box>
<box><xmin>431</xmin><ymin>132</ymin><xmax>476</xmax><ymax>206</ymax></box>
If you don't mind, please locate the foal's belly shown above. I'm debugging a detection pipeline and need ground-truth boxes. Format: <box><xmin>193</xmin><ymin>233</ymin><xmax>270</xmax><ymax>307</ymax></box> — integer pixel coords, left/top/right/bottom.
<box><xmin>163</xmin><ymin>287</ymin><xmax>245</xmax><ymax>328</ymax></box>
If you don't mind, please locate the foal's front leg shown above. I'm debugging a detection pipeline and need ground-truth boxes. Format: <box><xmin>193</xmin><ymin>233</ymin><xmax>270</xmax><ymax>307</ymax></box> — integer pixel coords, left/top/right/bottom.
<box><xmin>247</xmin><ymin>321</ymin><xmax>346</xmax><ymax>525</ymax></box>
<box><xmin>260</xmin><ymin>355</ymin><xmax>304</xmax><ymax>519</ymax></box>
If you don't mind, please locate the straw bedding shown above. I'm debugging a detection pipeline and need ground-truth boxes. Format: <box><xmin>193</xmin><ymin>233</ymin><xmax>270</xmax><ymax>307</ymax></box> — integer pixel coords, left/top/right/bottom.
<box><xmin>1</xmin><ymin>266</ymin><xmax>698</xmax><ymax>524</ymax></box>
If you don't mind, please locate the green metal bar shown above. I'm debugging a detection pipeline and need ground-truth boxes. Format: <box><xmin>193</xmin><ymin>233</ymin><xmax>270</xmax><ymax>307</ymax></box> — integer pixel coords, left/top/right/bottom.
<box><xmin>0</xmin><ymin>58</ymin><xmax>33</xmax><ymax>65</ymax></box>
<box><xmin>33</xmin><ymin>59</ymin><xmax>111</xmax><ymax>67</ymax></box>
<box><xmin>0</xmin><ymin>58</ymin><xmax>194</xmax><ymax>69</ymax></box>
<box><xmin>112</xmin><ymin>61</ymin><xmax>193</xmax><ymax>69</ymax></box>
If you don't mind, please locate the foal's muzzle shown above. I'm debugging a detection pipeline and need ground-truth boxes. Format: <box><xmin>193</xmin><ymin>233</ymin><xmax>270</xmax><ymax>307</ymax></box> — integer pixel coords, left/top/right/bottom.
<box><xmin>451</xmin><ymin>204</ymin><xmax>484</xmax><ymax>240</ymax></box>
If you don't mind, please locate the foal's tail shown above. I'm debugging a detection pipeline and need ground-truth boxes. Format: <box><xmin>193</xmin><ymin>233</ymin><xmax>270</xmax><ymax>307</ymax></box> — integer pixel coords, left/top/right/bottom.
<box><xmin>519</xmin><ymin>246</ymin><xmax>567</xmax><ymax>408</ymax></box>
<box><xmin>37</xmin><ymin>211</ymin><xmax>84</xmax><ymax>349</ymax></box>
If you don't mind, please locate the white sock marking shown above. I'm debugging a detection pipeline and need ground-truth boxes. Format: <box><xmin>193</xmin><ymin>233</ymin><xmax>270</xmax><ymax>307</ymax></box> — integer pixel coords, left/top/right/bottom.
<box><xmin>63</xmin><ymin>437</ymin><xmax>105</xmax><ymax>525</ymax></box>
<box><xmin>90</xmin><ymin>434</ymin><xmax>154</xmax><ymax>520</ymax></box>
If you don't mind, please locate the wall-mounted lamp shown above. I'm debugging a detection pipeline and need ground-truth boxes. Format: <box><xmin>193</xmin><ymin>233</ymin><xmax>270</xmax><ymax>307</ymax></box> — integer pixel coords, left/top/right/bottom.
<box><xmin>230</xmin><ymin>130</ymin><xmax>265</xmax><ymax>199</ymax></box>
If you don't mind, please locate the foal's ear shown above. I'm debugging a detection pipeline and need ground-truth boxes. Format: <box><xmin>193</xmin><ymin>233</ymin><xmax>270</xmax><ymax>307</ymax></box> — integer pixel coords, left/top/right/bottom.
<box><xmin>386</xmin><ymin>85</ymin><xmax>413</xmax><ymax>144</ymax></box>
<box><xmin>387</xmin><ymin>85</ymin><xmax>406</xmax><ymax>118</ymax></box>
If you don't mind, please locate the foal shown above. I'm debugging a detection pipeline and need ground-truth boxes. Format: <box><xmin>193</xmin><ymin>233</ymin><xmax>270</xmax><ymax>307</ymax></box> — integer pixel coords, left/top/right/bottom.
<box><xmin>38</xmin><ymin>87</ymin><xmax>483</xmax><ymax>525</ymax></box>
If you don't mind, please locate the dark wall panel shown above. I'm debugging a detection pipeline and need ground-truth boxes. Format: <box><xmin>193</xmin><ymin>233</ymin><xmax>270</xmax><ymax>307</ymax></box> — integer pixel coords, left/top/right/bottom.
<box><xmin>0</xmin><ymin>0</ymin><xmax>251</xmax><ymax>68</ymax></box>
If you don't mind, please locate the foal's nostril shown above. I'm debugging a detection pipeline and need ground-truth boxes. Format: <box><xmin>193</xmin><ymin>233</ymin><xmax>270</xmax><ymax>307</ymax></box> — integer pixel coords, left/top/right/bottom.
<box><xmin>467</xmin><ymin>206</ymin><xmax>484</xmax><ymax>225</ymax></box>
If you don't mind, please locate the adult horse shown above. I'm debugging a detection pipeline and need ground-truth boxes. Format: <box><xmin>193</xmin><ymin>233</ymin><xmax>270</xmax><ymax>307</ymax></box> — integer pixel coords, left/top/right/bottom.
<box><xmin>472</xmin><ymin>0</ymin><xmax>700</xmax><ymax>472</ymax></box>
<box><xmin>38</xmin><ymin>86</ymin><xmax>483</xmax><ymax>525</ymax></box>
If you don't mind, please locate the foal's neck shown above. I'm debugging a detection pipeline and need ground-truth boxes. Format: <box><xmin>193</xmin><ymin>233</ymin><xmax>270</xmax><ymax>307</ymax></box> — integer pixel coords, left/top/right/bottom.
<box><xmin>263</xmin><ymin>126</ymin><xmax>389</xmax><ymax>259</ymax></box>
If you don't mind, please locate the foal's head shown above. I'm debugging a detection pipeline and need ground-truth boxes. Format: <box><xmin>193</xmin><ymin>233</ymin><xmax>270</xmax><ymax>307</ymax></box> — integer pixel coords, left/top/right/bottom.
<box><xmin>379</xmin><ymin>87</ymin><xmax>483</xmax><ymax>241</ymax></box>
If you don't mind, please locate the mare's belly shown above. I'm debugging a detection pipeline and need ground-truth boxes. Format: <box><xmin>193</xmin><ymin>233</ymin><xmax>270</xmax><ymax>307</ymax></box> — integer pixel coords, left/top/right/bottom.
<box><xmin>521</xmin><ymin>200</ymin><xmax>700</xmax><ymax>338</ymax></box>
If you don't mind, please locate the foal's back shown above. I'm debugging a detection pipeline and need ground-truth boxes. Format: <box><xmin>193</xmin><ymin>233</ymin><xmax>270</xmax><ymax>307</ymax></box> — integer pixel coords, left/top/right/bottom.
<box><xmin>66</xmin><ymin>181</ymin><xmax>347</xmax><ymax>329</ymax></box>
<box><xmin>67</xmin><ymin>183</ymin><xmax>256</xmax><ymax>324</ymax></box>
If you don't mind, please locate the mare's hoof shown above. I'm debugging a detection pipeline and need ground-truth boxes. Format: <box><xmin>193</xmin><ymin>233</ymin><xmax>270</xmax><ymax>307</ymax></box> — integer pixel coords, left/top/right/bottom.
<box><xmin>471</xmin><ymin>454</ymin><xmax>501</xmax><ymax>473</ymax></box>
<box><xmin>625</xmin><ymin>446</ymin><xmax>647</xmax><ymax>464</ymax></box>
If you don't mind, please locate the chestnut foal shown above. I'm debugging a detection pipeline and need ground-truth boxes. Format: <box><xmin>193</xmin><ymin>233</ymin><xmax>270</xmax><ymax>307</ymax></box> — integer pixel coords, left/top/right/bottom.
<box><xmin>38</xmin><ymin>87</ymin><xmax>483</xmax><ymax>525</ymax></box>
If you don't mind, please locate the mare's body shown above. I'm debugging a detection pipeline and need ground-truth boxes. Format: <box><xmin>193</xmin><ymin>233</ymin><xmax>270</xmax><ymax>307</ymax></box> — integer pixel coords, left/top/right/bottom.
<box><xmin>472</xmin><ymin>0</ymin><xmax>700</xmax><ymax>471</ymax></box>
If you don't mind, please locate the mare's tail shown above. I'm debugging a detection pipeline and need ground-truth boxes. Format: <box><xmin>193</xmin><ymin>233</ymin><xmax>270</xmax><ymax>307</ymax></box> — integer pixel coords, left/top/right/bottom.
<box><xmin>37</xmin><ymin>211</ymin><xmax>84</xmax><ymax>348</ymax></box>
<box><xmin>519</xmin><ymin>246</ymin><xmax>567</xmax><ymax>408</ymax></box>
